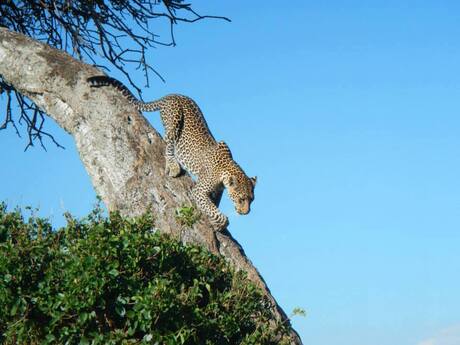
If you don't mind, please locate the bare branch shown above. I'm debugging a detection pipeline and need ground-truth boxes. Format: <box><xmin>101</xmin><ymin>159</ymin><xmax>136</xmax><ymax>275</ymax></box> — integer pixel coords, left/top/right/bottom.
<box><xmin>0</xmin><ymin>0</ymin><xmax>230</xmax><ymax>147</ymax></box>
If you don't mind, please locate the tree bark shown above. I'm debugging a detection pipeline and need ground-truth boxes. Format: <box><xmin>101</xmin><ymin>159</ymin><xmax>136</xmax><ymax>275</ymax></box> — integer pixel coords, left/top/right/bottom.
<box><xmin>0</xmin><ymin>28</ymin><xmax>302</xmax><ymax>344</ymax></box>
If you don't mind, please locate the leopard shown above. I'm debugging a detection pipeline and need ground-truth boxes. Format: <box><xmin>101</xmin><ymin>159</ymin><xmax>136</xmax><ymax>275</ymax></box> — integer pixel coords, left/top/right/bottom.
<box><xmin>87</xmin><ymin>76</ymin><xmax>256</xmax><ymax>231</ymax></box>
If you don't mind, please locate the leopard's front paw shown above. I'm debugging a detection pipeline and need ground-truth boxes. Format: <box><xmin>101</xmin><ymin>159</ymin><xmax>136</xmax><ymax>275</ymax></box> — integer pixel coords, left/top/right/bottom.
<box><xmin>165</xmin><ymin>160</ymin><xmax>181</xmax><ymax>178</ymax></box>
<box><xmin>211</xmin><ymin>213</ymin><xmax>229</xmax><ymax>232</ymax></box>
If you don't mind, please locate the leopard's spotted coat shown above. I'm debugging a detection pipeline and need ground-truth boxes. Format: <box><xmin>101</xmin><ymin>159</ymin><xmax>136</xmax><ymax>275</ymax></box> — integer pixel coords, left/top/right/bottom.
<box><xmin>88</xmin><ymin>76</ymin><xmax>256</xmax><ymax>231</ymax></box>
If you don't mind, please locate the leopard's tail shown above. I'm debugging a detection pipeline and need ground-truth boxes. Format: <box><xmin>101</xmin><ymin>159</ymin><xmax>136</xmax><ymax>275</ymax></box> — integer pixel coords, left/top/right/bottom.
<box><xmin>87</xmin><ymin>76</ymin><xmax>162</xmax><ymax>112</ymax></box>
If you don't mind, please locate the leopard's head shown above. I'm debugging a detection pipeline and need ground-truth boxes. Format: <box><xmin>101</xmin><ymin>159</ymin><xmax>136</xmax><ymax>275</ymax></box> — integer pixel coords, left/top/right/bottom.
<box><xmin>217</xmin><ymin>141</ymin><xmax>257</xmax><ymax>215</ymax></box>
<box><xmin>224</xmin><ymin>172</ymin><xmax>257</xmax><ymax>215</ymax></box>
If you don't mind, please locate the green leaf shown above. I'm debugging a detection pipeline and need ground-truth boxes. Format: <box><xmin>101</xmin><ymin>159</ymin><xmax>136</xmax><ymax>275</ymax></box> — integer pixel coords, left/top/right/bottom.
<box><xmin>44</xmin><ymin>334</ymin><xmax>56</xmax><ymax>344</ymax></box>
<box><xmin>108</xmin><ymin>268</ymin><xmax>119</xmax><ymax>277</ymax></box>
<box><xmin>115</xmin><ymin>305</ymin><xmax>126</xmax><ymax>317</ymax></box>
<box><xmin>143</xmin><ymin>334</ymin><xmax>153</xmax><ymax>342</ymax></box>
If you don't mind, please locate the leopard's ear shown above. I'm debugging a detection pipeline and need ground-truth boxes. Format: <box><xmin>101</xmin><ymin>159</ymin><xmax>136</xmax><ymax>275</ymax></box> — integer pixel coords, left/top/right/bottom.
<box><xmin>250</xmin><ymin>176</ymin><xmax>257</xmax><ymax>186</ymax></box>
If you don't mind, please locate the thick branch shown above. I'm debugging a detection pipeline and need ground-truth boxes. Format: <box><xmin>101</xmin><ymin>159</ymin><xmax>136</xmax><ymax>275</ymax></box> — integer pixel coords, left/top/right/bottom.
<box><xmin>0</xmin><ymin>28</ymin><xmax>302</xmax><ymax>344</ymax></box>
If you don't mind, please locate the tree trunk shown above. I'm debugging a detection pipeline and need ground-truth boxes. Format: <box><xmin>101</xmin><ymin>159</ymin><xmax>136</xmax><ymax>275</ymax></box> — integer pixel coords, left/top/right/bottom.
<box><xmin>0</xmin><ymin>28</ymin><xmax>302</xmax><ymax>344</ymax></box>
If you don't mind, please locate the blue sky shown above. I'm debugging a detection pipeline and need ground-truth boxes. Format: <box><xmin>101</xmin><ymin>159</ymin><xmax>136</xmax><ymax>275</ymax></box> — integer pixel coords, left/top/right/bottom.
<box><xmin>1</xmin><ymin>1</ymin><xmax>460</xmax><ymax>344</ymax></box>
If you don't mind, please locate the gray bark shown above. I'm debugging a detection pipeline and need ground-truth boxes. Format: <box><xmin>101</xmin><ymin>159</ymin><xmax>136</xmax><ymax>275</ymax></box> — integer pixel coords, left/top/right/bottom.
<box><xmin>0</xmin><ymin>28</ymin><xmax>302</xmax><ymax>344</ymax></box>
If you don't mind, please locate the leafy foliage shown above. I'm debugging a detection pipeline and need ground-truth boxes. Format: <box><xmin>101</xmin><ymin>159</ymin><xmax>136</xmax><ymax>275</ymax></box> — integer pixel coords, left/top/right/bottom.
<box><xmin>0</xmin><ymin>204</ymin><xmax>292</xmax><ymax>344</ymax></box>
<box><xmin>291</xmin><ymin>307</ymin><xmax>307</xmax><ymax>318</ymax></box>
<box><xmin>175</xmin><ymin>205</ymin><xmax>201</xmax><ymax>228</ymax></box>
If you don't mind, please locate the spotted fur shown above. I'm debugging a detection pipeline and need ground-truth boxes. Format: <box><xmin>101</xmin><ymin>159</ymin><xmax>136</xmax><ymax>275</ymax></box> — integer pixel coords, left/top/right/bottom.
<box><xmin>87</xmin><ymin>76</ymin><xmax>256</xmax><ymax>231</ymax></box>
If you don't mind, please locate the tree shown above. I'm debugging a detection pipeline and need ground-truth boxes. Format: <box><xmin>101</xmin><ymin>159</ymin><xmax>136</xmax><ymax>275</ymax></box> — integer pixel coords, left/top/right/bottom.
<box><xmin>0</xmin><ymin>0</ymin><xmax>230</xmax><ymax>148</ymax></box>
<box><xmin>0</xmin><ymin>1</ymin><xmax>302</xmax><ymax>343</ymax></box>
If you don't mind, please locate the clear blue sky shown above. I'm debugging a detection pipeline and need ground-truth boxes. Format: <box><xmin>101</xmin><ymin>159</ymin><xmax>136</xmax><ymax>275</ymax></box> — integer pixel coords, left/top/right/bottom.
<box><xmin>1</xmin><ymin>1</ymin><xmax>460</xmax><ymax>344</ymax></box>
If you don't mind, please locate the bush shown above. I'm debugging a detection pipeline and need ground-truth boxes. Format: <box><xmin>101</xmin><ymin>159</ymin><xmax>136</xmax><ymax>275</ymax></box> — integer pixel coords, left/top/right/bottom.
<box><xmin>0</xmin><ymin>203</ymin><xmax>290</xmax><ymax>344</ymax></box>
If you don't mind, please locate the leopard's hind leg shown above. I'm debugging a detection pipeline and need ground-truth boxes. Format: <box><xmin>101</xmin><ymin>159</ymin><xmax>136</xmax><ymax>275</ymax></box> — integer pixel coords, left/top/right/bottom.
<box><xmin>161</xmin><ymin>106</ymin><xmax>184</xmax><ymax>178</ymax></box>
<box><xmin>164</xmin><ymin>139</ymin><xmax>182</xmax><ymax>177</ymax></box>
